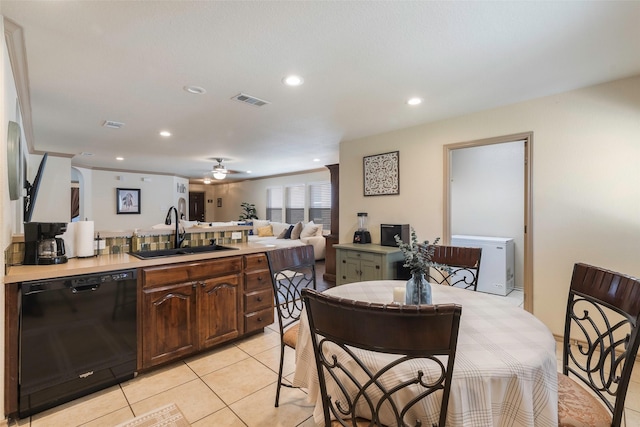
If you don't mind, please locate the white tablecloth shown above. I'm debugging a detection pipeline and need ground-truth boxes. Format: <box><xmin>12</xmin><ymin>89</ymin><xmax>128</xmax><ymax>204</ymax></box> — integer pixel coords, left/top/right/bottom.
<box><xmin>293</xmin><ymin>280</ymin><xmax>558</xmax><ymax>427</ymax></box>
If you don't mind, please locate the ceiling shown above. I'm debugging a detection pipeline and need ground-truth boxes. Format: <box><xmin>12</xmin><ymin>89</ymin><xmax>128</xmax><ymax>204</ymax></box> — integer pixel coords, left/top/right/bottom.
<box><xmin>2</xmin><ymin>1</ymin><xmax>640</xmax><ymax>184</ymax></box>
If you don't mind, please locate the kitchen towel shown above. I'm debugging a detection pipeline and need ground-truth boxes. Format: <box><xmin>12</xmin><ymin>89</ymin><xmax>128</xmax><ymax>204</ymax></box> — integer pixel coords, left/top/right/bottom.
<box><xmin>75</xmin><ymin>220</ymin><xmax>95</xmax><ymax>258</ymax></box>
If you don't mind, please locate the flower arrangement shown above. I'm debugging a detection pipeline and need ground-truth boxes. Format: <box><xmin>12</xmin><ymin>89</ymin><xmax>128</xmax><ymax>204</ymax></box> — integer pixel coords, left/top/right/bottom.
<box><xmin>394</xmin><ymin>227</ymin><xmax>441</xmax><ymax>275</ymax></box>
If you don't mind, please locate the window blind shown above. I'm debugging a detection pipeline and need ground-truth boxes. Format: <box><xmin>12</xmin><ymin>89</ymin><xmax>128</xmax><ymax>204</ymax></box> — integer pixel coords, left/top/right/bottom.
<box><xmin>309</xmin><ymin>181</ymin><xmax>331</xmax><ymax>229</ymax></box>
<box><xmin>285</xmin><ymin>184</ymin><xmax>305</xmax><ymax>224</ymax></box>
<box><xmin>266</xmin><ymin>187</ymin><xmax>283</xmax><ymax>222</ymax></box>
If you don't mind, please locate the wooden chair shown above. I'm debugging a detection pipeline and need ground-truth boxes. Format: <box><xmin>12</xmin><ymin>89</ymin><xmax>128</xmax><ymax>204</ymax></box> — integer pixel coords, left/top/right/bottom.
<box><xmin>302</xmin><ymin>288</ymin><xmax>462</xmax><ymax>427</ymax></box>
<box><xmin>558</xmin><ymin>263</ymin><xmax>640</xmax><ymax>427</ymax></box>
<box><xmin>266</xmin><ymin>245</ymin><xmax>317</xmax><ymax>407</ymax></box>
<box><xmin>424</xmin><ymin>245</ymin><xmax>482</xmax><ymax>291</ymax></box>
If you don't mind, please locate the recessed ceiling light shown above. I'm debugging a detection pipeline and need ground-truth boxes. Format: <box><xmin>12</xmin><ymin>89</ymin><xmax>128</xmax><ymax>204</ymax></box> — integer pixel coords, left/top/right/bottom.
<box><xmin>184</xmin><ymin>85</ymin><xmax>206</xmax><ymax>94</ymax></box>
<box><xmin>282</xmin><ymin>75</ymin><xmax>304</xmax><ymax>86</ymax></box>
<box><xmin>159</xmin><ymin>130</ymin><xmax>171</xmax><ymax>137</ymax></box>
<box><xmin>246</xmin><ymin>170</ymin><xmax>252</xmax><ymax>174</ymax></box>
<box><xmin>116</xmin><ymin>157</ymin><xmax>124</xmax><ymax>161</ymax></box>
<box><xmin>313</xmin><ymin>158</ymin><xmax>320</xmax><ymax>162</ymax></box>
<box><xmin>407</xmin><ymin>97</ymin><xmax>423</xmax><ymax>106</ymax></box>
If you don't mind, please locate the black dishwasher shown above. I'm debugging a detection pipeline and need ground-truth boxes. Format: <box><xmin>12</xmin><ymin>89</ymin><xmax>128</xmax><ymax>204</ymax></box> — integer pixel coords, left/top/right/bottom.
<box><xmin>19</xmin><ymin>269</ymin><xmax>137</xmax><ymax>417</ymax></box>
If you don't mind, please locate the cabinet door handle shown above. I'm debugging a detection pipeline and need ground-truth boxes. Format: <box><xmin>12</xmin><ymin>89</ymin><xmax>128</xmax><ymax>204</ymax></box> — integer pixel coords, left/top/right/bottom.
<box><xmin>257</xmin><ymin>276</ymin><xmax>263</xmax><ymax>281</ymax></box>
<box><xmin>257</xmin><ymin>317</ymin><xmax>263</xmax><ymax>322</ymax></box>
<box><xmin>376</xmin><ymin>265</ymin><xmax>380</xmax><ymax>270</ymax></box>
<box><xmin>257</xmin><ymin>296</ymin><xmax>263</xmax><ymax>302</ymax></box>
<box><xmin>342</xmin><ymin>260</ymin><xmax>346</xmax><ymax>263</ymax></box>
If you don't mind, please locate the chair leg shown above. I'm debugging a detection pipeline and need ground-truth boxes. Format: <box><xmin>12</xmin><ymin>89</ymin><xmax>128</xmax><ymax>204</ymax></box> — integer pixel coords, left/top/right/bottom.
<box><xmin>275</xmin><ymin>342</ymin><xmax>285</xmax><ymax>407</ymax></box>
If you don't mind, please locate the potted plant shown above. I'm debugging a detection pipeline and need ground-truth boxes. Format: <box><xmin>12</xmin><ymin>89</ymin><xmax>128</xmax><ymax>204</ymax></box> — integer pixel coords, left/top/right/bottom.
<box><xmin>239</xmin><ymin>202</ymin><xmax>258</xmax><ymax>221</ymax></box>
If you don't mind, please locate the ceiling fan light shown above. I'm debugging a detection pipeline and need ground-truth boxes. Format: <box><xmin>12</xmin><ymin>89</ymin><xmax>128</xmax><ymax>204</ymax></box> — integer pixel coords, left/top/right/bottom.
<box><xmin>213</xmin><ymin>171</ymin><xmax>226</xmax><ymax>180</ymax></box>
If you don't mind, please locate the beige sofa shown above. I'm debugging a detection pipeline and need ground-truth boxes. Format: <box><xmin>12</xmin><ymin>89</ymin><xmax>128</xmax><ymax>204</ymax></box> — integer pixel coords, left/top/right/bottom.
<box><xmin>247</xmin><ymin>220</ymin><xmax>326</xmax><ymax>260</ymax></box>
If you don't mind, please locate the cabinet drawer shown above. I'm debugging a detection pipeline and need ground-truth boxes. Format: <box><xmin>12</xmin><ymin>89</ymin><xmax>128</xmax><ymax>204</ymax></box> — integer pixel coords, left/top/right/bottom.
<box><xmin>244</xmin><ymin>253</ymin><xmax>268</xmax><ymax>271</ymax></box>
<box><xmin>245</xmin><ymin>270</ymin><xmax>271</xmax><ymax>292</ymax></box>
<box><xmin>343</xmin><ymin>250</ymin><xmax>380</xmax><ymax>263</ymax></box>
<box><xmin>244</xmin><ymin>307</ymin><xmax>274</xmax><ymax>332</ymax></box>
<box><xmin>244</xmin><ymin>288</ymin><xmax>273</xmax><ymax>312</ymax></box>
<box><xmin>143</xmin><ymin>257</ymin><xmax>242</xmax><ymax>288</ymax></box>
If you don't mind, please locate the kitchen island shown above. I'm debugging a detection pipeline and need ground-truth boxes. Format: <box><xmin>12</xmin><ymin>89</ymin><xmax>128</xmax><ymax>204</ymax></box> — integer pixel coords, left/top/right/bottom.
<box><xmin>4</xmin><ymin>241</ymin><xmax>277</xmax><ymax>419</ymax></box>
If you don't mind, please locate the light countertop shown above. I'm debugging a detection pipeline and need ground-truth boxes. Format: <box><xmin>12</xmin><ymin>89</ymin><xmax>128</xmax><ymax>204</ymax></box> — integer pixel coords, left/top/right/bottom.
<box><xmin>5</xmin><ymin>242</ymin><xmax>273</xmax><ymax>284</ymax></box>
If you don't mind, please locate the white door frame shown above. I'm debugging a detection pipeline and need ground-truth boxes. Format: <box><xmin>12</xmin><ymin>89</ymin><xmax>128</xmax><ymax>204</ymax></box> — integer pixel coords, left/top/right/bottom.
<box><xmin>443</xmin><ymin>132</ymin><xmax>533</xmax><ymax>313</ymax></box>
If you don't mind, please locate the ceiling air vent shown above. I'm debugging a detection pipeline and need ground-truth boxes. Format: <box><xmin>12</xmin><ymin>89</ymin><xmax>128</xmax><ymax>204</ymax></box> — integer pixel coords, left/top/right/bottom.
<box><xmin>102</xmin><ymin>120</ymin><xmax>125</xmax><ymax>129</ymax></box>
<box><xmin>231</xmin><ymin>93</ymin><xmax>270</xmax><ymax>107</ymax></box>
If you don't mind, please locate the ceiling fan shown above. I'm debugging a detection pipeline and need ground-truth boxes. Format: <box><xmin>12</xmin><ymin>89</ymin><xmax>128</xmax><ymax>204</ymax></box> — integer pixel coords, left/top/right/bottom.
<box><xmin>212</xmin><ymin>158</ymin><xmax>229</xmax><ymax>180</ymax></box>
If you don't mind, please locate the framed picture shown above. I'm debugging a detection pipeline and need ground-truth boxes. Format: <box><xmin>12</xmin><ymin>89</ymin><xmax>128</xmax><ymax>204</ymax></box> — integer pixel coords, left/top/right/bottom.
<box><xmin>363</xmin><ymin>151</ymin><xmax>400</xmax><ymax>196</ymax></box>
<box><xmin>116</xmin><ymin>188</ymin><xmax>141</xmax><ymax>214</ymax></box>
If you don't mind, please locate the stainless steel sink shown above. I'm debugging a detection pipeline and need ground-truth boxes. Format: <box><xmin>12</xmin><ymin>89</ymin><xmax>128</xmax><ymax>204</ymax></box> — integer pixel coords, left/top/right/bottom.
<box><xmin>130</xmin><ymin>245</ymin><xmax>239</xmax><ymax>259</ymax></box>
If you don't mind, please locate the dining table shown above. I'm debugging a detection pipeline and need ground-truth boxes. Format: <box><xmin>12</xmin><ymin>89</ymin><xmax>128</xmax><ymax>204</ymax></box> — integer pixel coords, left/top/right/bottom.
<box><xmin>293</xmin><ymin>280</ymin><xmax>559</xmax><ymax>427</ymax></box>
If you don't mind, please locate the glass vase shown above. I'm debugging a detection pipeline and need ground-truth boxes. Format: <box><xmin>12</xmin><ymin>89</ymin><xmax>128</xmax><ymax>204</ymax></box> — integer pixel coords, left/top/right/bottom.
<box><xmin>405</xmin><ymin>271</ymin><xmax>432</xmax><ymax>305</ymax></box>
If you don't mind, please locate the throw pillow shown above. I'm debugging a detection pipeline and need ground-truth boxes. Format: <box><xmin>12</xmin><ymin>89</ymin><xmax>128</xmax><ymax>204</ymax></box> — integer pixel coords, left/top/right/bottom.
<box><xmin>276</xmin><ymin>226</ymin><xmax>289</xmax><ymax>239</ymax></box>
<box><xmin>271</xmin><ymin>222</ymin><xmax>289</xmax><ymax>237</ymax></box>
<box><xmin>291</xmin><ymin>222</ymin><xmax>303</xmax><ymax>240</ymax></box>
<box><xmin>252</xmin><ymin>219</ymin><xmax>270</xmax><ymax>234</ymax></box>
<box><xmin>300</xmin><ymin>222</ymin><xmax>320</xmax><ymax>238</ymax></box>
<box><xmin>257</xmin><ymin>225</ymin><xmax>274</xmax><ymax>237</ymax></box>
<box><xmin>283</xmin><ymin>224</ymin><xmax>295</xmax><ymax>239</ymax></box>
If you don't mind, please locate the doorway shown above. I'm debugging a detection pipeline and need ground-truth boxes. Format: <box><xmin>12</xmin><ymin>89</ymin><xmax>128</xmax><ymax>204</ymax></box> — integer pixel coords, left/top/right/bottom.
<box><xmin>188</xmin><ymin>192</ymin><xmax>205</xmax><ymax>222</ymax></box>
<box><xmin>443</xmin><ymin>132</ymin><xmax>533</xmax><ymax>312</ymax></box>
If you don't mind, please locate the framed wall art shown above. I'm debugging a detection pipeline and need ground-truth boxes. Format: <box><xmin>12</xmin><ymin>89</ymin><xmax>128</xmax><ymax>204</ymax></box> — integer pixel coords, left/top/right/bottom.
<box><xmin>363</xmin><ymin>151</ymin><xmax>400</xmax><ymax>196</ymax></box>
<box><xmin>116</xmin><ymin>188</ymin><xmax>141</xmax><ymax>214</ymax></box>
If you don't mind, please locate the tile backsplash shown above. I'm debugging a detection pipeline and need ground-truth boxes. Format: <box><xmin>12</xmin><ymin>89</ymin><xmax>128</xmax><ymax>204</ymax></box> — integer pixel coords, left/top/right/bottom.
<box><xmin>6</xmin><ymin>229</ymin><xmax>250</xmax><ymax>266</ymax></box>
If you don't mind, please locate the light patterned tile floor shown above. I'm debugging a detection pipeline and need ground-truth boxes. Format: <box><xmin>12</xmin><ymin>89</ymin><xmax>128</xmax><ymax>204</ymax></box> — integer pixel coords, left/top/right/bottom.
<box><xmin>6</xmin><ymin>276</ymin><xmax>640</xmax><ymax>426</ymax></box>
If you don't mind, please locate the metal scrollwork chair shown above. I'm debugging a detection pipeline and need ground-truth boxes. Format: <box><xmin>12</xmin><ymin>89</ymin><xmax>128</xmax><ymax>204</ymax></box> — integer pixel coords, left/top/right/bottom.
<box><xmin>302</xmin><ymin>288</ymin><xmax>462</xmax><ymax>427</ymax></box>
<box><xmin>424</xmin><ymin>245</ymin><xmax>482</xmax><ymax>291</ymax></box>
<box><xmin>558</xmin><ymin>263</ymin><xmax>640</xmax><ymax>427</ymax></box>
<box><xmin>266</xmin><ymin>245</ymin><xmax>317</xmax><ymax>407</ymax></box>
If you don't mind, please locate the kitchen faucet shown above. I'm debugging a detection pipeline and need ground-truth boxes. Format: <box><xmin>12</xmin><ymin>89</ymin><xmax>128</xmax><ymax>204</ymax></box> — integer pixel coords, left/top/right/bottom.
<box><xmin>164</xmin><ymin>206</ymin><xmax>185</xmax><ymax>248</ymax></box>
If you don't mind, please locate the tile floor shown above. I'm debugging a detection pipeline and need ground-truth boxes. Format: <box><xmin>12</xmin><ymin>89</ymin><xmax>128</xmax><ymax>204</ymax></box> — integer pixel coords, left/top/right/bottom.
<box><xmin>5</xmin><ymin>267</ymin><xmax>640</xmax><ymax>426</ymax></box>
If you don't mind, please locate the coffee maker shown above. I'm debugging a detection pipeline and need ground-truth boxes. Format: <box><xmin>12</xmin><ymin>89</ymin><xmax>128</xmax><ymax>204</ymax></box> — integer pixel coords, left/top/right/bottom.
<box><xmin>24</xmin><ymin>222</ymin><xmax>68</xmax><ymax>265</ymax></box>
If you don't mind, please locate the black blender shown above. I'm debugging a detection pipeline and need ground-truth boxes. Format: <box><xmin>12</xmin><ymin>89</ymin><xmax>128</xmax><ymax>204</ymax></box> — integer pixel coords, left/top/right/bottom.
<box><xmin>353</xmin><ymin>212</ymin><xmax>371</xmax><ymax>244</ymax></box>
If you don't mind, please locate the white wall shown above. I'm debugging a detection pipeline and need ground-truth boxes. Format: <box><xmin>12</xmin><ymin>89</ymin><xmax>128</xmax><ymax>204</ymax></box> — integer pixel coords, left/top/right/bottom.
<box><xmin>451</xmin><ymin>141</ymin><xmax>524</xmax><ymax>288</ymax></box>
<box><xmin>0</xmin><ymin>17</ymin><xmax>11</xmax><ymax>418</ymax></box>
<box><xmin>340</xmin><ymin>75</ymin><xmax>640</xmax><ymax>337</ymax></box>
<box><xmin>72</xmin><ymin>166</ymin><xmax>93</xmax><ymax>221</ymax></box>
<box><xmin>90</xmin><ymin>169</ymin><xmax>187</xmax><ymax>231</ymax></box>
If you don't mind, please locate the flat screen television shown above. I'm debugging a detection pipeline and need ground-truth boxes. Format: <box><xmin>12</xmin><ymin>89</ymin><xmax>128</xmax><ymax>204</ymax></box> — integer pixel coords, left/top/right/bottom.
<box><xmin>24</xmin><ymin>152</ymin><xmax>48</xmax><ymax>223</ymax></box>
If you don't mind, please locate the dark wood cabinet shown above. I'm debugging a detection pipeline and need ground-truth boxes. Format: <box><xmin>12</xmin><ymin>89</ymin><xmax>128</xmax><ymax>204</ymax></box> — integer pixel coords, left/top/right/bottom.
<box><xmin>242</xmin><ymin>254</ymin><xmax>274</xmax><ymax>333</ymax></box>
<box><xmin>140</xmin><ymin>257</ymin><xmax>243</xmax><ymax>369</ymax></box>
<box><xmin>142</xmin><ymin>281</ymin><xmax>198</xmax><ymax>368</ymax></box>
<box><xmin>324</xmin><ymin>163</ymin><xmax>339</xmax><ymax>283</ymax></box>
<box><xmin>199</xmin><ymin>274</ymin><xmax>241</xmax><ymax>348</ymax></box>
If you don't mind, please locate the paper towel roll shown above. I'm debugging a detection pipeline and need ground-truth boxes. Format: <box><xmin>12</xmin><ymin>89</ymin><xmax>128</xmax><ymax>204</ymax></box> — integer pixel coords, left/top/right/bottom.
<box><xmin>61</xmin><ymin>222</ymin><xmax>77</xmax><ymax>258</ymax></box>
<box><xmin>76</xmin><ymin>221</ymin><xmax>95</xmax><ymax>258</ymax></box>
